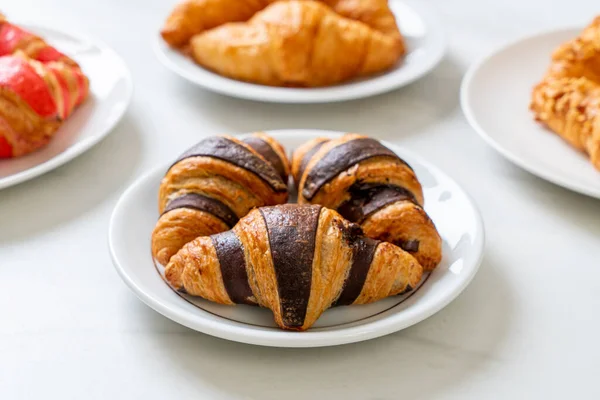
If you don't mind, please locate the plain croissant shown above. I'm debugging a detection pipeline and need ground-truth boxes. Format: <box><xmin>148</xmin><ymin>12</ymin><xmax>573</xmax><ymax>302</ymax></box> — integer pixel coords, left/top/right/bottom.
<box><xmin>189</xmin><ymin>0</ymin><xmax>404</xmax><ymax>86</ymax></box>
<box><xmin>531</xmin><ymin>16</ymin><xmax>600</xmax><ymax>170</ymax></box>
<box><xmin>152</xmin><ymin>133</ymin><xmax>290</xmax><ymax>265</ymax></box>
<box><xmin>165</xmin><ymin>204</ymin><xmax>423</xmax><ymax>331</ymax></box>
<box><xmin>161</xmin><ymin>0</ymin><xmax>403</xmax><ymax>48</ymax></box>
<box><xmin>292</xmin><ymin>134</ymin><xmax>442</xmax><ymax>270</ymax></box>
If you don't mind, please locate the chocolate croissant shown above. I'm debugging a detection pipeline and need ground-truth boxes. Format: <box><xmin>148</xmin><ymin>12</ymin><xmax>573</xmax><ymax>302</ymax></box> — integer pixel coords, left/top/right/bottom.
<box><xmin>0</xmin><ymin>53</ymin><xmax>89</xmax><ymax>158</ymax></box>
<box><xmin>292</xmin><ymin>134</ymin><xmax>442</xmax><ymax>270</ymax></box>
<box><xmin>189</xmin><ymin>0</ymin><xmax>404</xmax><ymax>87</ymax></box>
<box><xmin>531</xmin><ymin>16</ymin><xmax>600</xmax><ymax>169</ymax></box>
<box><xmin>152</xmin><ymin>133</ymin><xmax>290</xmax><ymax>265</ymax></box>
<box><xmin>165</xmin><ymin>204</ymin><xmax>423</xmax><ymax>331</ymax></box>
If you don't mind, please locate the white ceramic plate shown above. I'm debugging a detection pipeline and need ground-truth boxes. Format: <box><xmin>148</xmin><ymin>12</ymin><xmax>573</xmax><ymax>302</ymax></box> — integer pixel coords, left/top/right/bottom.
<box><xmin>0</xmin><ymin>24</ymin><xmax>132</xmax><ymax>190</ymax></box>
<box><xmin>461</xmin><ymin>28</ymin><xmax>600</xmax><ymax>198</ymax></box>
<box><xmin>154</xmin><ymin>1</ymin><xmax>445</xmax><ymax>103</ymax></box>
<box><xmin>109</xmin><ymin>130</ymin><xmax>484</xmax><ymax>347</ymax></box>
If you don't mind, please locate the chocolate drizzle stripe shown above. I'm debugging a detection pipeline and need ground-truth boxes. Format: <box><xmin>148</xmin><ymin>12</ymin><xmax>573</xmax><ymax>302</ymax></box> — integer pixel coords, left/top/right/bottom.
<box><xmin>397</xmin><ymin>239</ymin><xmax>420</xmax><ymax>253</ymax></box>
<box><xmin>302</xmin><ymin>138</ymin><xmax>412</xmax><ymax>200</ymax></box>
<box><xmin>298</xmin><ymin>140</ymin><xmax>327</xmax><ymax>182</ymax></box>
<box><xmin>243</xmin><ymin>136</ymin><xmax>287</xmax><ymax>182</ymax></box>
<box><xmin>259</xmin><ymin>205</ymin><xmax>321</xmax><ymax>328</ymax></box>
<box><xmin>334</xmin><ymin>237</ymin><xmax>379</xmax><ymax>306</ymax></box>
<box><xmin>172</xmin><ymin>136</ymin><xmax>287</xmax><ymax>193</ymax></box>
<box><xmin>337</xmin><ymin>184</ymin><xmax>418</xmax><ymax>224</ymax></box>
<box><xmin>211</xmin><ymin>230</ymin><xmax>254</xmax><ymax>305</ymax></box>
<box><xmin>162</xmin><ymin>193</ymin><xmax>239</xmax><ymax>228</ymax></box>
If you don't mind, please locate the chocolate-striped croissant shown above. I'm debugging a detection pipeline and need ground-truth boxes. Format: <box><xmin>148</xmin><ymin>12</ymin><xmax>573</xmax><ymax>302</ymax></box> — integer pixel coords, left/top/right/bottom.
<box><xmin>152</xmin><ymin>133</ymin><xmax>290</xmax><ymax>265</ymax></box>
<box><xmin>292</xmin><ymin>134</ymin><xmax>442</xmax><ymax>270</ymax></box>
<box><xmin>165</xmin><ymin>204</ymin><xmax>423</xmax><ymax>331</ymax></box>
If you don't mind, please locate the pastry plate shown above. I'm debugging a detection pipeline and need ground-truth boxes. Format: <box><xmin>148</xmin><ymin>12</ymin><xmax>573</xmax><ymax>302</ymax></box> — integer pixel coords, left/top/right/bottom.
<box><xmin>461</xmin><ymin>28</ymin><xmax>600</xmax><ymax>199</ymax></box>
<box><xmin>154</xmin><ymin>0</ymin><xmax>445</xmax><ymax>103</ymax></box>
<box><xmin>109</xmin><ymin>130</ymin><xmax>485</xmax><ymax>347</ymax></box>
<box><xmin>0</xmin><ymin>24</ymin><xmax>132</xmax><ymax>190</ymax></box>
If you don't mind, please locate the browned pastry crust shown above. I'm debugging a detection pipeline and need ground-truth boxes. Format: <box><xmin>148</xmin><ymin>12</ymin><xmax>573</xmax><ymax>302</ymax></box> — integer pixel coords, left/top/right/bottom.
<box><xmin>241</xmin><ymin>131</ymin><xmax>291</xmax><ymax>182</ymax></box>
<box><xmin>531</xmin><ymin>16</ymin><xmax>600</xmax><ymax>169</ymax></box>
<box><xmin>292</xmin><ymin>134</ymin><xmax>442</xmax><ymax>270</ymax></box>
<box><xmin>161</xmin><ymin>0</ymin><xmax>272</xmax><ymax>48</ymax></box>
<box><xmin>0</xmin><ymin>85</ymin><xmax>61</xmax><ymax>156</ymax></box>
<box><xmin>531</xmin><ymin>77</ymin><xmax>600</xmax><ymax>168</ymax></box>
<box><xmin>189</xmin><ymin>1</ymin><xmax>403</xmax><ymax>87</ymax></box>
<box><xmin>161</xmin><ymin>0</ymin><xmax>404</xmax><ymax>86</ymax></box>
<box><xmin>161</xmin><ymin>0</ymin><xmax>403</xmax><ymax>48</ymax></box>
<box><xmin>165</xmin><ymin>204</ymin><xmax>423</xmax><ymax>331</ymax></box>
<box><xmin>152</xmin><ymin>133</ymin><xmax>289</xmax><ymax>265</ymax></box>
<box><xmin>546</xmin><ymin>17</ymin><xmax>600</xmax><ymax>83</ymax></box>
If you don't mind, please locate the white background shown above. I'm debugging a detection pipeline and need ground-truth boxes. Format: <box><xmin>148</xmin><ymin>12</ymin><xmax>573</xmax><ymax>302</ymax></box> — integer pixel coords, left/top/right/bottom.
<box><xmin>1</xmin><ymin>0</ymin><xmax>599</xmax><ymax>398</ymax></box>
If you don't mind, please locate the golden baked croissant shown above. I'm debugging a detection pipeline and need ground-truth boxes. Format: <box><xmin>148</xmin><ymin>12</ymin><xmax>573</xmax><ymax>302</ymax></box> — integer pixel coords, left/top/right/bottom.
<box><xmin>189</xmin><ymin>0</ymin><xmax>404</xmax><ymax>86</ymax></box>
<box><xmin>292</xmin><ymin>134</ymin><xmax>442</xmax><ymax>270</ymax></box>
<box><xmin>165</xmin><ymin>204</ymin><xmax>423</xmax><ymax>331</ymax></box>
<box><xmin>531</xmin><ymin>16</ymin><xmax>600</xmax><ymax>169</ymax></box>
<box><xmin>161</xmin><ymin>0</ymin><xmax>403</xmax><ymax>48</ymax></box>
<box><xmin>161</xmin><ymin>0</ymin><xmax>272</xmax><ymax>48</ymax></box>
<box><xmin>0</xmin><ymin>53</ymin><xmax>89</xmax><ymax>157</ymax></box>
<box><xmin>152</xmin><ymin>133</ymin><xmax>290</xmax><ymax>265</ymax></box>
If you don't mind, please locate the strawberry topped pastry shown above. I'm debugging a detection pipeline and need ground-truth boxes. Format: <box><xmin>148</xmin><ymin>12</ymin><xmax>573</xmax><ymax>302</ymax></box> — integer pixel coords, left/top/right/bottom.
<box><xmin>0</xmin><ymin>14</ymin><xmax>89</xmax><ymax>158</ymax></box>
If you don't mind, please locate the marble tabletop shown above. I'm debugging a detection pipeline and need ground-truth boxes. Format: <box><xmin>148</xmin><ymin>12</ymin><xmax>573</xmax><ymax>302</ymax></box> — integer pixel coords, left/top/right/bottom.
<box><xmin>1</xmin><ymin>0</ymin><xmax>599</xmax><ymax>398</ymax></box>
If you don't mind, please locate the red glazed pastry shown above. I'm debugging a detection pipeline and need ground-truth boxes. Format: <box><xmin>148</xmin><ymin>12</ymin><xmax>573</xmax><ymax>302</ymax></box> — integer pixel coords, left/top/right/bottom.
<box><xmin>0</xmin><ymin>14</ymin><xmax>78</xmax><ymax>66</ymax></box>
<box><xmin>0</xmin><ymin>14</ymin><xmax>90</xmax><ymax>158</ymax></box>
<box><xmin>0</xmin><ymin>53</ymin><xmax>89</xmax><ymax>158</ymax></box>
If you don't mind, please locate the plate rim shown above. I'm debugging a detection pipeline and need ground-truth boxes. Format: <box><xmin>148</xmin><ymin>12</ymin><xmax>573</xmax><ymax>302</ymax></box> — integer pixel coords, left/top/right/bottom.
<box><xmin>108</xmin><ymin>129</ymin><xmax>485</xmax><ymax>347</ymax></box>
<box><xmin>460</xmin><ymin>26</ymin><xmax>600</xmax><ymax>199</ymax></box>
<box><xmin>0</xmin><ymin>23</ymin><xmax>134</xmax><ymax>190</ymax></box>
<box><xmin>153</xmin><ymin>0</ymin><xmax>446</xmax><ymax>103</ymax></box>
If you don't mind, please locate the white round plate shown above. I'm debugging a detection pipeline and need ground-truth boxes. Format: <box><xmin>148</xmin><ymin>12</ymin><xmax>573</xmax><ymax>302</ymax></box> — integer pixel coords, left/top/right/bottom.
<box><xmin>154</xmin><ymin>1</ymin><xmax>445</xmax><ymax>103</ymax></box>
<box><xmin>0</xmin><ymin>24</ymin><xmax>132</xmax><ymax>190</ymax></box>
<box><xmin>461</xmin><ymin>28</ymin><xmax>600</xmax><ymax>198</ymax></box>
<box><xmin>109</xmin><ymin>130</ymin><xmax>484</xmax><ymax>347</ymax></box>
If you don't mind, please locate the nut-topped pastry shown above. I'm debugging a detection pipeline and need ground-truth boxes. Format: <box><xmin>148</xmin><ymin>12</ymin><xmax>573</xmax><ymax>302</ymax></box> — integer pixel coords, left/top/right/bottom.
<box><xmin>531</xmin><ymin>16</ymin><xmax>600</xmax><ymax>170</ymax></box>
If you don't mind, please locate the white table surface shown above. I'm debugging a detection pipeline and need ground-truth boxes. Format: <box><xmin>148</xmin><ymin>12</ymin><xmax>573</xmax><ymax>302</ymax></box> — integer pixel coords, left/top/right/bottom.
<box><xmin>2</xmin><ymin>0</ymin><xmax>599</xmax><ymax>398</ymax></box>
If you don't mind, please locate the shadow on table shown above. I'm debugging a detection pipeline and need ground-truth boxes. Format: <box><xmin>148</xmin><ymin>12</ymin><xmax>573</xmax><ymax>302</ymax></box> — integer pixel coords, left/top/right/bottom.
<box><xmin>0</xmin><ymin>115</ymin><xmax>143</xmax><ymax>243</ymax></box>
<box><xmin>170</xmin><ymin>56</ymin><xmax>463</xmax><ymax>141</ymax></box>
<box><xmin>138</xmin><ymin>249</ymin><xmax>513</xmax><ymax>400</ymax></box>
<box><xmin>490</xmin><ymin>152</ymin><xmax>600</xmax><ymax>238</ymax></box>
